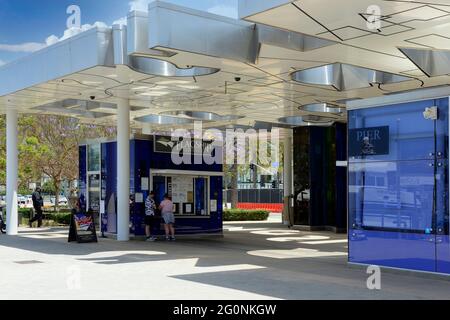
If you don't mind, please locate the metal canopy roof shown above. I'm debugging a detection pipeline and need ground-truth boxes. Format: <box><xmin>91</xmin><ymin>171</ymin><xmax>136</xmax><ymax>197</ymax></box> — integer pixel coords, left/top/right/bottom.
<box><xmin>1</xmin><ymin>0</ymin><xmax>450</xmax><ymax>132</ymax></box>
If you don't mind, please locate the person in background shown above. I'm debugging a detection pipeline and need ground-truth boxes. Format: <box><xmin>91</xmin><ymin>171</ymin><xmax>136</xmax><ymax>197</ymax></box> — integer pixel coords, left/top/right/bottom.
<box><xmin>159</xmin><ymin>193</ymin><xmax>175</xmax><ymax>241</ymax></box>
<box><xmin>29</xmin><ymin>187</ymin><xmax>44</xmax><ymax>228</ymax></box>
<box><xmin>145</xmin><ymin>191</ymin><xmax>157</xmax><ymax>242</ymax></box>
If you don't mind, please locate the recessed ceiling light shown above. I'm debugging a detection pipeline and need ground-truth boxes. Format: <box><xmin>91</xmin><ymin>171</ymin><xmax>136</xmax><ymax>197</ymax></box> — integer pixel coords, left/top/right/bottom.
<box><xmin>157</xmin><ymin>80</ymin><xmax>191</xmax><ymax>85</ymax></box>
<box><xmin>82</xmin><ymin>81</ymin><xmax>102</xmax><ymax>85</ymax></box>
<box><xmin>139</xmin><ymin>91</ymin><xmax>169</xmax><ymax>96</ymax></box>
<box><xmin>132</xmin><ymin>86</ymin><xmax>150</xmax><ymax>91</ymax></box>
<box><xmin>177</xmin><ymin>85</ymin><xmax>200</xmax><ymax>89</ymax></box>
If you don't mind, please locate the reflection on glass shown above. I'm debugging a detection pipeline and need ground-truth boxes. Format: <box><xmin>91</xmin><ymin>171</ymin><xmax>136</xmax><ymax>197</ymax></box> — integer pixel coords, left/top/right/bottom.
<box><xmin>349</xmin><ymin>161</ymin><xmax>434</xmax><ymax>232</ymax></box>
<box><xmin>88</xmin><ymin>144</ymin><xmax>101</xmax><ymax>172</ymax></box>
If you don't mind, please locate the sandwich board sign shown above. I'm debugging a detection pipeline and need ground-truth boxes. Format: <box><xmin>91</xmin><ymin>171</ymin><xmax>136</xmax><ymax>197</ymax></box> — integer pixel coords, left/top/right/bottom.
<box><xmin>68</xmin><ymin>212</ymin><xmax>98</xmax><ymax>243</ymax></box>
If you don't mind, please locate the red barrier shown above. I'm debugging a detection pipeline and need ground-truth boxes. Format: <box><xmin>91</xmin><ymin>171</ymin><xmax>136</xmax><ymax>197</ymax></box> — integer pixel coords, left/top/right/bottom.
<box><xmin>237</xmin><ymin>203</ymin><xmax>284</xmax><ymax>213</ymax></box>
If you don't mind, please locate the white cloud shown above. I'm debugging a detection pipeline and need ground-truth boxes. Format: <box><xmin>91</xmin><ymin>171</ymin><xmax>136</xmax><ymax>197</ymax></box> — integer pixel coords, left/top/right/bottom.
<box><xmin>0</xmin><ymin>0</ymin><xmax>238</xmax><ymax>57</ymax></box>
<box><xmin>0</xmin><ymin>42</ymin><xmax>46</xmax><ymax>53</ymax></box>
<box><xmin>45</xmin><ymin>21</ymin><xmax>109</xmax><ymax>46</ymax></box>
<box><xmin>0</xmin><ymin>59</ymin><xmax>5</xmax><ymax>66</ymax></box>
<box><xmin>0</xmin><ymin>20</ymin><xmax>110</xmax><ymax>56</ymax></box>
<box><xmin>113</xmin><ymin>16</ymin><xmax>127</xmax><ymax>26</ymax></box>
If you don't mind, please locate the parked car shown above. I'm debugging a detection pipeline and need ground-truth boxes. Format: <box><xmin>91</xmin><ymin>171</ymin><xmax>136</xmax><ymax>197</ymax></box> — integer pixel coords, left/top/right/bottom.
<box><xmin>58</xmin><ymin>195</ymin><xmax>68</xmax><ymax>206</ymax></box>
<box><xmin>48</xmin><ymin>195</ymin><xmax>69</xmax><ymax>207</ymax></box>
<box><xmin>43</xmin><ymin>196</ymin><xmax>53</xmax><ymax>209</ymax></box>
<box><xmin>18</xmin><ymin>195</ymin><xmax>27</xmax><ymax>208</ymax></box>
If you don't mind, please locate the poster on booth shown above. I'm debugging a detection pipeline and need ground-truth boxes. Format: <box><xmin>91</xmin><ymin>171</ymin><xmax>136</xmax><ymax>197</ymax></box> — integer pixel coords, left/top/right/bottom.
<box><xmin>68</xmin><ymin>212</ymin><xmax>98</xmax><ymax>243</ymax></box>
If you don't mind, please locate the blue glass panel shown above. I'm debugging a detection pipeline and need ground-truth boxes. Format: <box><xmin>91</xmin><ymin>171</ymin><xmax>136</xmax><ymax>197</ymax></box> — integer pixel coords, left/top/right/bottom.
<box><xmin>349</xmin><ymin>229</ymin><xmax>436</xmax><ymax>272</ymax></box>
<box><xmin>437</xmin><ymin>236</ymin><xmax>450</xmax><ymax>274</ymax></box>
<box><xmin>349</xmin><ymin>160</ymin><xmax>434</xmax><ymax>232</ymax></box>
<box><xmin>195</xmin><ymin>178</ymin><xmax>207</xmax><ymax>216</ymax></box>
<box><xmin>348</xmin><ymin>97</ymin><xmax>450</xmax><ymax>274</ymax></box>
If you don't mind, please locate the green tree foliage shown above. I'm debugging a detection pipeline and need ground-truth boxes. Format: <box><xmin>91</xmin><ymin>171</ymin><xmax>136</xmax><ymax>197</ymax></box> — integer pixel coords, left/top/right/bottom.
<box><xmin>0</xmin><ymin>114</ymin><xmax>116</xmax><ymax>207</ymax></box>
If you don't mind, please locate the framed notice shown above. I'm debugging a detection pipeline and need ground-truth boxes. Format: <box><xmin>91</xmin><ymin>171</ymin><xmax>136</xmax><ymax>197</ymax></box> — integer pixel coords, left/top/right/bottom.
<box><xmin>210</xmin><ymin>200</ymin><xmax>218</xmax><ymax>213</ymax></box>
<box><xmin>135</xmin><ymin>193</ymin><xmax>144</xmax><ymax>203</ymax></box>
<box><xmin>183</xmin><ymin>203</ymin><xmax>193</xmax><ymax>214</ymax></box>
<box><xmin>141</xmin><ymin>177</ymin><xmax>149</xmax><ymax>191</ymax></box>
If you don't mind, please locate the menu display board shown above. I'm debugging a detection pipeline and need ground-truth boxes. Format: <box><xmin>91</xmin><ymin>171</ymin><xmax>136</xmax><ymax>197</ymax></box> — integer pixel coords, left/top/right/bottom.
<box><xmin>171</xmin><ymin>176</ymin><xmax>194</xmax><ymax>204</ymax></box>
<box><xmin>68</xmin><ymin>212</ymin><xmax>98</xmax><ymax>243</ymax></box>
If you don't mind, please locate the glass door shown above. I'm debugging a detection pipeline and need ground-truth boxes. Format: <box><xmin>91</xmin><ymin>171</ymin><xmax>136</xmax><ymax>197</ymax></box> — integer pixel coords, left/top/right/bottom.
<box><xmin>87</xmin><ymin>173</ymin><xmax>100</xmax><ymax>228</ymax></box>
<box><xmin>87</xmin><ymin>144</ymin><xmax>101</xmax><ymax>228</ymax></box>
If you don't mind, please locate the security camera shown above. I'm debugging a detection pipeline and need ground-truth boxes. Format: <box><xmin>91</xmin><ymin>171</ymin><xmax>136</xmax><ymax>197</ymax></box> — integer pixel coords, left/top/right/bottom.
<box><xmin>90</xmin><ymin>96</ymin><xmax>96</xmax><ymax>100</ymax></box>
<box><xmin>234</xmin><ymin>77</ymin><xmax>241</xmax><ymax>82</ymax></box>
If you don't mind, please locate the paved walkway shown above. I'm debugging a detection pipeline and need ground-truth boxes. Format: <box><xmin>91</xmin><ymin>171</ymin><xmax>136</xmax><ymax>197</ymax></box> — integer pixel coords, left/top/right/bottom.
<box><xmin>0</xmin><ymin>219</ymin><xmax>449</xmax><ymax>300</ymax></box>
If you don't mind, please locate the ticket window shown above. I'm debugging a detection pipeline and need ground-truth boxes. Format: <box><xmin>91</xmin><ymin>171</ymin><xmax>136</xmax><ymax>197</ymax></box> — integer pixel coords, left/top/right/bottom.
<box><xmin>152</xmin><ymin>175</ymin><xmax>209</xmax><ymax>216</ymax></box>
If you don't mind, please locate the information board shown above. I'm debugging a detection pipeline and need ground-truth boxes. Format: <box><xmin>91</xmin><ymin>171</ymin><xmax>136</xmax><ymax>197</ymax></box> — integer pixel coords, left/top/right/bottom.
<box><xmin>171</xmin><ymin>176</ymin><xmax>194</xmax><ymax>204</ymax></box>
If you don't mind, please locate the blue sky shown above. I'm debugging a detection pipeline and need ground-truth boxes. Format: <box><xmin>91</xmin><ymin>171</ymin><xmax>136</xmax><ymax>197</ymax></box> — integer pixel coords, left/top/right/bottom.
<box><xmin>0</xmin><ymin>0</ymin><xmax>238</xmax><ymax>65</ymax></box>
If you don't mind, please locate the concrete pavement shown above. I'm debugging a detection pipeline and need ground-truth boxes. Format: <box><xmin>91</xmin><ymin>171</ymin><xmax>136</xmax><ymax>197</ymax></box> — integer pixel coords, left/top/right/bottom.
<box><xmin>0</xmin><ymin>219</ymin><xmax>449</xmax><ymax>300</ymax></box>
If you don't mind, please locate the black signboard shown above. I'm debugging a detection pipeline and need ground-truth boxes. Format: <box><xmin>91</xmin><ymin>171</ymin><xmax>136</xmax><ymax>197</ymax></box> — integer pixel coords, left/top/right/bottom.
<box><xmin>349</xmin><ymin>126</ymin><xmax>390</xmax><ymax>157</ymax></box>
<box><xmin>154</xmin><ymin>135</ymin><xmax>214</xmax><ymax>155</ymax></box>
<box><xmin>68</xmin><ymin>212</ymin><xmax>98</xmax><ymax>243</ymax></box>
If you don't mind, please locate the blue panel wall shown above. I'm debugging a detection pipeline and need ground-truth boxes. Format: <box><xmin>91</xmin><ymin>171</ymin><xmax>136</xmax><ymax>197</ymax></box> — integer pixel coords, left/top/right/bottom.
<box><xmin>78</xmin><ymin>145</ymin><xmax>87</xmax><ymax>207</ymax></box>
<box><xmin>131</xmin><ymin>139</ymin><xmax>152</xmax><ymax>236</ymax></box>
<box><xmin>101</xmin><ymin>142</ymin><xmax>118</xmax><ymax>234</ymax></box>
<box><xmin>348</xmin><ymin>98</ymin><xmax>450</xmax><ymax>274</ymax></box>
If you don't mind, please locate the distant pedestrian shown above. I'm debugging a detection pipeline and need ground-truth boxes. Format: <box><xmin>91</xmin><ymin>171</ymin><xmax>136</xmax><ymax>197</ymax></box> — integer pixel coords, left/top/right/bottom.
<box><xmin>159</xmin><ymin>194</ymin><xmax>175</xmax><ymax>241</ymax></box>
<box><xmin>145</xmin><ymin>191</ymin><xmax>158</xmax><ymax>242</ymax></box>
<box><xmin>29</xmin><ymin>187</ymin><xmax>44</xmax><ymax>228</ymax></box>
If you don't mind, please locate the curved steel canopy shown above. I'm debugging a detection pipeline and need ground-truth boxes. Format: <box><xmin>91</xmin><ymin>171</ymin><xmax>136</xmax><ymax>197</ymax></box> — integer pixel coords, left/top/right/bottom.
<box><xmin>291</xmin><ymin>63</ymin><xmax>413</xmax><ymax>92</ymax></box>
<box><xmin>128</xmin><ymin>56</ymin><xmax>220</xmax><ymax>77</ymax></box>
<box><xmin>134</xmin><ymin>114</ymin><xmax>194</xmax><ymax>125</ymax></box>
<box><xmin>299</xmin><ymin>103</ymin><xmax>345</xmax><ymax>114</ymax></box>
<box><xmin>278</xmin><ymin>116</ymin><xmax>334</xmax><ymax>127</ymax></box>
<box><xmin>160</xmin><ymin>110</ymin><xmax>243</xmax><ymax>121</ymax></box>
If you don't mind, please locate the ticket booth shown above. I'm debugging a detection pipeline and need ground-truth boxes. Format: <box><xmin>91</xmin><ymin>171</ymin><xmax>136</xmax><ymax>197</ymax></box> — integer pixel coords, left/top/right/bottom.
<box><xmin>79</xmin><ymin>134</ymin><xmax>223</xmax><ymax>238</ymax></box>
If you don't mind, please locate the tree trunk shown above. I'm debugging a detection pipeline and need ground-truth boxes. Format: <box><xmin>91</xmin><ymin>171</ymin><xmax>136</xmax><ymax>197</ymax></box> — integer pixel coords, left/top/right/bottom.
<box><xmin>230</xmin><ymin>164</ymin><xmax>238</xmax><ymax>209</ymax></box>
<box><xmin>53</xmin><ymin>180</ymin><xmax>60</xmax><ymax>213</ymax></box>
<box><xmin>252</xmin><ymin>164</ymin><xmax>258</xmax><ymax>189</ymax></box>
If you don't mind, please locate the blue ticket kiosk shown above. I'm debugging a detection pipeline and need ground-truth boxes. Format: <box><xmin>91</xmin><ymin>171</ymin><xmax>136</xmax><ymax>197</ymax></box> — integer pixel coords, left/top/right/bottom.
<box><xmin>347</xmin><ymin>88</ymin><xmax>450</xmax><ymax>275</ymax></box>
<box><xmin>79</xmin><ymin>134</ymin><xmax>223</xmax><ymax>238</ymax></box>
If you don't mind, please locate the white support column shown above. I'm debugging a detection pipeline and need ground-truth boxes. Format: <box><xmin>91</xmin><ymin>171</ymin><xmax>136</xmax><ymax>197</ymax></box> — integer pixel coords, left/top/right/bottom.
<box><xmin>116</xmin><ymin>99</ymin><xmax>130</xmax><ymax>241</ymax></box>
<box><xmin>6</xmin><ymin>108</ymin><xmax>18</xmax><ymax>235</ymax></box>
<box><xmin>283</xmin><ymin>130</ymin><xmax>293</xmax><ymax>225</ymax></box>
